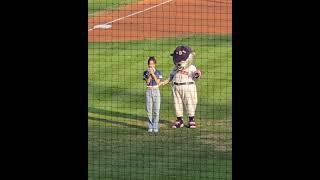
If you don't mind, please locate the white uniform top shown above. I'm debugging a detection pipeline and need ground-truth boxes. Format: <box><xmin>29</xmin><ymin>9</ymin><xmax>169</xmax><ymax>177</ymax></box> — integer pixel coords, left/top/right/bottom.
<box><xmin>170</xmin><ymin>65</ymin><xmax>197</xmax><ymax>83</ymax></box>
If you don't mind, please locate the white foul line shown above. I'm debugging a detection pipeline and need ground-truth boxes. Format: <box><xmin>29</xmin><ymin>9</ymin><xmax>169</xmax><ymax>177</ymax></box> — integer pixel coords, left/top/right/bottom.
<box><xmin>88</xmin><ymin>0</ymin><xmax>174</xmax><ymax>32</ymax></box>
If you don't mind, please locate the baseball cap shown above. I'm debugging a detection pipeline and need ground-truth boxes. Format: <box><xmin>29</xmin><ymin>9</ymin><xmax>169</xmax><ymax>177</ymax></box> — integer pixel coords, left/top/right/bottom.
<box><xmin>170</xmin><ymin>45</ymin><xmax>193</xmax><ymax>62</ymax></box>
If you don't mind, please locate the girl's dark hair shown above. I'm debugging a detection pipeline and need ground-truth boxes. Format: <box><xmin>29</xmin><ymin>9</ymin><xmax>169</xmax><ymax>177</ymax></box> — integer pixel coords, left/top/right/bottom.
<box><xmin>148</xmin><ymin>56</ymin><xmax>156</xmax><ymax>64</ymax></box>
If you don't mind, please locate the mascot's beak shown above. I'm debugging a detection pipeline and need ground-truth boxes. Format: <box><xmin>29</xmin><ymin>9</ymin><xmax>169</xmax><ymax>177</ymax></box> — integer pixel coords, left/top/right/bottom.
<box><xmin>177</xmin><ymin>63</ymin><xmax>184</xmax><ymax>70</ymax></box>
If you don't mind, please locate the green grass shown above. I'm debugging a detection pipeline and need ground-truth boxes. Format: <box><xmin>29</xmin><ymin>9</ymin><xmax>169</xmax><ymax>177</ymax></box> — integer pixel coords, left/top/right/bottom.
<box><xmin>88</xmin><ymin>35</ymin><xmax>232</xmax><ymax>179</ymax></box>
<box><xmin>88</xmin><ymin>0</ymin><xmax>141</xmax><ymax>15</ymax></box>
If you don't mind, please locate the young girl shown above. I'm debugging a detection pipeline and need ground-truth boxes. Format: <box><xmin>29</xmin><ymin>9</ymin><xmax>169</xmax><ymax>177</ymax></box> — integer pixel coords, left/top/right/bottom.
<box><xmin>143</xmin><ymin>57</ymin><xmax>163</xmax><ymax>133</ymax></box>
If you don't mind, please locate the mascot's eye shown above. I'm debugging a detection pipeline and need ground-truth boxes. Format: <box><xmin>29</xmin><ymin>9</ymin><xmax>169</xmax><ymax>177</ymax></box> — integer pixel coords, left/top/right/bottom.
<box><xmin>179</xmin><ymin>51</ymin><xmax>182</xmax><ymax>55</ymax></box>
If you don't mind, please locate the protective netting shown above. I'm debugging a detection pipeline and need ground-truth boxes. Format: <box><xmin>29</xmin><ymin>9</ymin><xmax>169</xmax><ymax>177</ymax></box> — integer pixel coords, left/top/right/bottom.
<box><xmin>88</xmin><ymin>0</ymin><xmax>232</xmax><ymax>179</ymax></box>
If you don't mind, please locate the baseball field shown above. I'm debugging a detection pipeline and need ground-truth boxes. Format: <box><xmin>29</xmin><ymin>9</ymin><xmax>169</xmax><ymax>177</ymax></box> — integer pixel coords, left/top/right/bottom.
<box><xmin>88</xmin><ymin>0</ymin><xmax>232</xmax><ymax>179</ymax></box>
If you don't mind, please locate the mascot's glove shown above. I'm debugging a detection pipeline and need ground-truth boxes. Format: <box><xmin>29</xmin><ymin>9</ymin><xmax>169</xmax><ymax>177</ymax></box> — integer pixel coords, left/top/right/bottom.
<box><xmin>194</xmin><ymin>69</ymin><xmax>202</xmax><ymax>79</ymax></box>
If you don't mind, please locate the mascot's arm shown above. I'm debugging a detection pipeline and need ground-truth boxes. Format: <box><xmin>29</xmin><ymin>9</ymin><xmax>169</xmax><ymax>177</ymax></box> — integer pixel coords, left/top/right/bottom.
<box><xmin>159</xmin><ymin>67</ymin><xmax>176</xmax><ymax>86</ymax></box>
<box><xmin>159</xmin><ymin>78</ymin><xmax>170</xmax><ymax>86</ymax></box>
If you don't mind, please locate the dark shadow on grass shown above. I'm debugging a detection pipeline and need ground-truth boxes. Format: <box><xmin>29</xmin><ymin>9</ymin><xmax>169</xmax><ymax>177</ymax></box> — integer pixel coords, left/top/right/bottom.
<box><xmin>89</xmin><ymin>107</ymin><xmax>146</xmax><ymax>121</ymax></box>
<box><xmin>88</xmin><ymin>116</ymin><xmax>146</xmax><ymax>131</ymax></box>
<box><xmin>88</xmin><ymin>107</ymin><xmax>172</xmax><ymax>123</ymax></box>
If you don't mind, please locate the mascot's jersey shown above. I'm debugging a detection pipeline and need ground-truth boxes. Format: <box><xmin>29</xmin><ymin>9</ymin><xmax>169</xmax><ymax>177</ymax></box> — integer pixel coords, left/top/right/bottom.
<box><xmin>170</xmin><ymin>65</ymin><xmax>197</xmax><ymax>83</ymax></box>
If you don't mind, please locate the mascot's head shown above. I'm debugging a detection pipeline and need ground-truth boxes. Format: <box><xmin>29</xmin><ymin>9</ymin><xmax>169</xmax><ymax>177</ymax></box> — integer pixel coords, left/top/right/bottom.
<box><xmin>170</xmin><ymin>45</ymin><xmax>195</xmax><ymax>70</ymax></box>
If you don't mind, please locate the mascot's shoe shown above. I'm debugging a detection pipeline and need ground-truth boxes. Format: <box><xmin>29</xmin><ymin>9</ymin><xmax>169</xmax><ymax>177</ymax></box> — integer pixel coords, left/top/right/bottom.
<box><xmin>172</xmin><ymin>120</ymin><xmax>184</xmax><ymax>128</ymax></box>
<box><xmin>189</xmin><ymin>120</ymin><xmax>196</xmax><ymax>129</ymax></box>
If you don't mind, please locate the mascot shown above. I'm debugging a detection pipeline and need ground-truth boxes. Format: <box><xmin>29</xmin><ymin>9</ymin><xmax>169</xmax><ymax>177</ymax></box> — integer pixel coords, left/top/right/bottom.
<box><xmin>160</xmin><ymin>45</ymin><xmax>202</xmax><ymax>128</ymax></box>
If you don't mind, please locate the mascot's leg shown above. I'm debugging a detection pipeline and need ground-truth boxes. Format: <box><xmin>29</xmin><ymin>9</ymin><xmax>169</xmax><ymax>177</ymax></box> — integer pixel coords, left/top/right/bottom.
<box><xmin>172</xmin><ymin>86</ymin><xmax>184</xmax><ymax>128</ymax></box>
<box><xmin>184</xmin><ymin>84</ymin><xmax>198</xmax><ymax>128</ymax></box>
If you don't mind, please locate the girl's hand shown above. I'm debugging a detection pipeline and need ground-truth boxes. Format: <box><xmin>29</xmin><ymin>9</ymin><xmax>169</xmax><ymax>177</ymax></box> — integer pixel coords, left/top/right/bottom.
<box><xmin>148</xmin><ymin>68</ymin><xmax>154</xmax><ymax>75</ymax></box>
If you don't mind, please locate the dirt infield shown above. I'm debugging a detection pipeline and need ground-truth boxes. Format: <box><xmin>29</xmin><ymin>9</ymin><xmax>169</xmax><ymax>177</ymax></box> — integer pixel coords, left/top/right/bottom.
<box><xmin>88</xmin><ymin>0</ymin><xmax>232</xmax><ymax>42</ymax></box>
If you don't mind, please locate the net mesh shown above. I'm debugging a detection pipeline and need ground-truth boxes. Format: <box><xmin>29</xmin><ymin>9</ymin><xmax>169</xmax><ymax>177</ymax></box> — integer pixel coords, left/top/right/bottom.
<box><xmin>88</xmin><ymin>0</ymin><xmax>232</xmax><ymax>179</ymax></box>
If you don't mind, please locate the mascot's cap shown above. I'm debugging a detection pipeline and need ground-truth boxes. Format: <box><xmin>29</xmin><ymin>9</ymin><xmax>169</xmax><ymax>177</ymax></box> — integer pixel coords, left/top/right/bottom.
<box><xmin>170</xmin><ymin>45</ymin><xmax>193</xmax><ymax>62</ymax></box>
